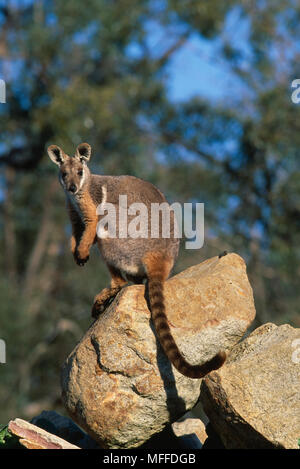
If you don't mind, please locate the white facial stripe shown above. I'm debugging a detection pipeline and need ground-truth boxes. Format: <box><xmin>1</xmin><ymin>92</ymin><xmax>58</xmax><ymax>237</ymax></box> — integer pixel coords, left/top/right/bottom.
<box><xmin>78</xmin><ymin>164</ymin><xmax>87</xmax><ymax>191</ymax></box>
<box><xmin>59</xmin><ymin>172</ymin><xmax>66</xmax><ymax>189</ymax></box>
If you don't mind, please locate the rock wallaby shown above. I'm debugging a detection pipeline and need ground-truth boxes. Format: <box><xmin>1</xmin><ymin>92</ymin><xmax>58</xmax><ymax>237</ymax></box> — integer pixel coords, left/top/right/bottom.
<box><xmin>48</xmin><ymin>142</ymin><xmax>226</xmax><ymax>378</ymax></box>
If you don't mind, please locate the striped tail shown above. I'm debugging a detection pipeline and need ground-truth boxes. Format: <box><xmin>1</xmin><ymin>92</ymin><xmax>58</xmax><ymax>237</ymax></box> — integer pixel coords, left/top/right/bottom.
<box><xmin>148</xmin><ymin>276</ymin><xmax>226</xmax><ymax>379</ymax></box>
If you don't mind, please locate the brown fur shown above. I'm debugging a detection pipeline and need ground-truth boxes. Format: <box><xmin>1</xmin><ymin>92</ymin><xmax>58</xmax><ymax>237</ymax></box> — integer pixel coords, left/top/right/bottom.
<box><xmin>48</xmin><ymin>143</ymin><xmax>226</xmax><ymax>379</ymax></box>
<box><xmin>71</xmin><ymin>190</ymin><xmax>98</xmax><ymax>262</ymax></box>
<box><xmin>143</xmin><ymin>252</ymin><xmax>226</xmax><ymax>378</ymax></box>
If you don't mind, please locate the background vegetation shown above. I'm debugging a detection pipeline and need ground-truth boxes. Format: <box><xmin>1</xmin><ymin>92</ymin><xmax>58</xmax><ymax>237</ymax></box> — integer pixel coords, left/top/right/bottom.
<box><xmin>0</xmin><ymin>0</ymin><xmax>299</xmax><ymax>423</ymax></box>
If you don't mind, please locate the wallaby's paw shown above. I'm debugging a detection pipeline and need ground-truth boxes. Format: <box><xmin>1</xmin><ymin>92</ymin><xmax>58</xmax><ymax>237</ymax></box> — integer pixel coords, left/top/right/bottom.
<box><xmin>91</xmin><ymin>298</ymin><xmax>110</xmax><ymax>318</ymax></box>
<box><xmin>91</xmin><ymin>300</ymin><xmax>105</xmax><ymax>318</ymax></box>
<box><xmin>74</xmin><ymin>249</ymin><xmax>89</xmax><ymax>266</ymax></box>
<box><xmin>77</xmin><ymin>256</ymin><xmax>89</xmax><ymax>266</ymax></box>
<box><xmin>91</xmin><ymin>287</ymin><xmax>120</xmax><ymax>318</ymax></box>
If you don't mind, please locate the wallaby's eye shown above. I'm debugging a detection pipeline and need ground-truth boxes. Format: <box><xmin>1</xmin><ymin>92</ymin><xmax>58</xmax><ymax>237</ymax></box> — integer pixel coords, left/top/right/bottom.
<box><xmin>62</xmin><ymin>171</ymin><xmax>67</xmax><ymax>179</ymax></box>
<box><xmin>78</xmin><ymin>169</ymin><xmax>83</xmax><ymax>177</ymax></box>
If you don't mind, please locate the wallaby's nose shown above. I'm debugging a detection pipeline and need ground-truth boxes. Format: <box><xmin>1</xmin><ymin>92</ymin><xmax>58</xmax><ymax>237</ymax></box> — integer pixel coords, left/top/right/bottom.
<box><xmin>69</xmin><ymin>183</ymin><xmax>77</xmax><ymax>193</ymax></box>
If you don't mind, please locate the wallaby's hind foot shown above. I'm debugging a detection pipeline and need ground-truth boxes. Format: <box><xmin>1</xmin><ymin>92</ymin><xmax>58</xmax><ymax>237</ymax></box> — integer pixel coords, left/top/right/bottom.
<box><xmin>91</xmin><ymin>287</ymin><xmax>122</xmax><ymax>318</ymax></box>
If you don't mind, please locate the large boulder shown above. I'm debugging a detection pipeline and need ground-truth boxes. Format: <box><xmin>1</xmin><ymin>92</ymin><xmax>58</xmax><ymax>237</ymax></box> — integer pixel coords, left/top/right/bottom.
<box><xmin>201</xmin><ymin>323</ymin><xmax>300</xmax><ymax>449</ymax></box>
<box><xmin>61</xmin><ymin>253</ymin><xmax>255</xmax><ymax>448</ymax></box>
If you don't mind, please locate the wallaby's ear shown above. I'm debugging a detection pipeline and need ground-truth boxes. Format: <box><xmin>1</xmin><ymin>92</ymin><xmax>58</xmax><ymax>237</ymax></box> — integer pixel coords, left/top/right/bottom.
<box><xmin>47</xmin><ymin>145</ymin><xmax>66</xmax><ymax>166</ymax></box>
<box><xmin>75</xmin><ymin>143</ymin><xmax>91</xmax><ymax>163</ymax></box>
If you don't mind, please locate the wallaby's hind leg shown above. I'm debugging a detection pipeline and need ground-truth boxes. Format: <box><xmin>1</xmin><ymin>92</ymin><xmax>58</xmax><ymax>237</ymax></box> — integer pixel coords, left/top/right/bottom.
<box><xmin>92</xmin><ymin>265</ymin><xmax>127</xmax><ymax>318</ymax></box>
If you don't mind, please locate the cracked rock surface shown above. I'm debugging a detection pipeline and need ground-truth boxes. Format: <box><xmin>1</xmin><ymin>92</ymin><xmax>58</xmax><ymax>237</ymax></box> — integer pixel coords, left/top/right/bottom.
<box><xmin>201</xmin><ymin>323</ymin><xmax>300</xmax><ymax>449</ymax></box>
<box><xmin>61</xmin><ymin>253</ymin><xmax>255</xmax><ymax>448</ymax></box>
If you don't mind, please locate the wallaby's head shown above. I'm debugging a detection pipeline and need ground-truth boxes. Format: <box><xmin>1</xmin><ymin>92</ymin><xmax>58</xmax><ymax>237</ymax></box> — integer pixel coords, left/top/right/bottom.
<box><xmin>47</xmin><ymin>143</ymin><xmax>91</xmax><ymax>195</ymax></box>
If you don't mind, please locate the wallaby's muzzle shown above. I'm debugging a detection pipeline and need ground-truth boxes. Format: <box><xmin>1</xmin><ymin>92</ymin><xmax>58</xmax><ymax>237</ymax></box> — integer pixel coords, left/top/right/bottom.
<box><xmin>68</xmin><ymin>183</ymin><xmax>77</xmax><ymax>193</ymax></box>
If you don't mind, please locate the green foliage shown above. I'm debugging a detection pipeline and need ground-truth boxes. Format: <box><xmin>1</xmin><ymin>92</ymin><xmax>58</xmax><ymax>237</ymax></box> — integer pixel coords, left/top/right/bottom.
<box><xmin>0</xmin><ymin>425</ymin><xmax>21</xmax><ymax>449</ymax></box>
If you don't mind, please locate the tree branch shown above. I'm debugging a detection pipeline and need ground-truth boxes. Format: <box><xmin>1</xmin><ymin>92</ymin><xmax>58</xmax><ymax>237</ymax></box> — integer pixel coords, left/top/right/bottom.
<box><xmin>155</xmin><ymin>32</ymin><xmax>190</xmax><ymax>68</ymax></box>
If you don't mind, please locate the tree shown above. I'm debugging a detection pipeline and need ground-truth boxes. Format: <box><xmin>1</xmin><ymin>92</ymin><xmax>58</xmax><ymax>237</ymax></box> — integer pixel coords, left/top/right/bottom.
<box><xmin>0</xmin><ymin>0</ymin><xmax>299</xmax><ymax>423</ymax></box>
<box><xmin>0</xmin><ymin>0</ymin><xmax>235</xmax><ymax>422</ymax></box>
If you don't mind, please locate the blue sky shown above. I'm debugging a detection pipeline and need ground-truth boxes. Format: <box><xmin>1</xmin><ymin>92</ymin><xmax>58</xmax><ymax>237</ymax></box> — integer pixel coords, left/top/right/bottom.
<box><xmin>145</xmin><ymin>6</ymin><xmax>252</xmax><ymax>106</ymax></box>
<box><xmin>166</xmin><ymin>35</ymin><xmax>237</xmax><ymax>103</ymax></box>
<box><xmin>0</xmin><ymin>2</ymin><xmax>251</xmax><ymax>107</ymax></box>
